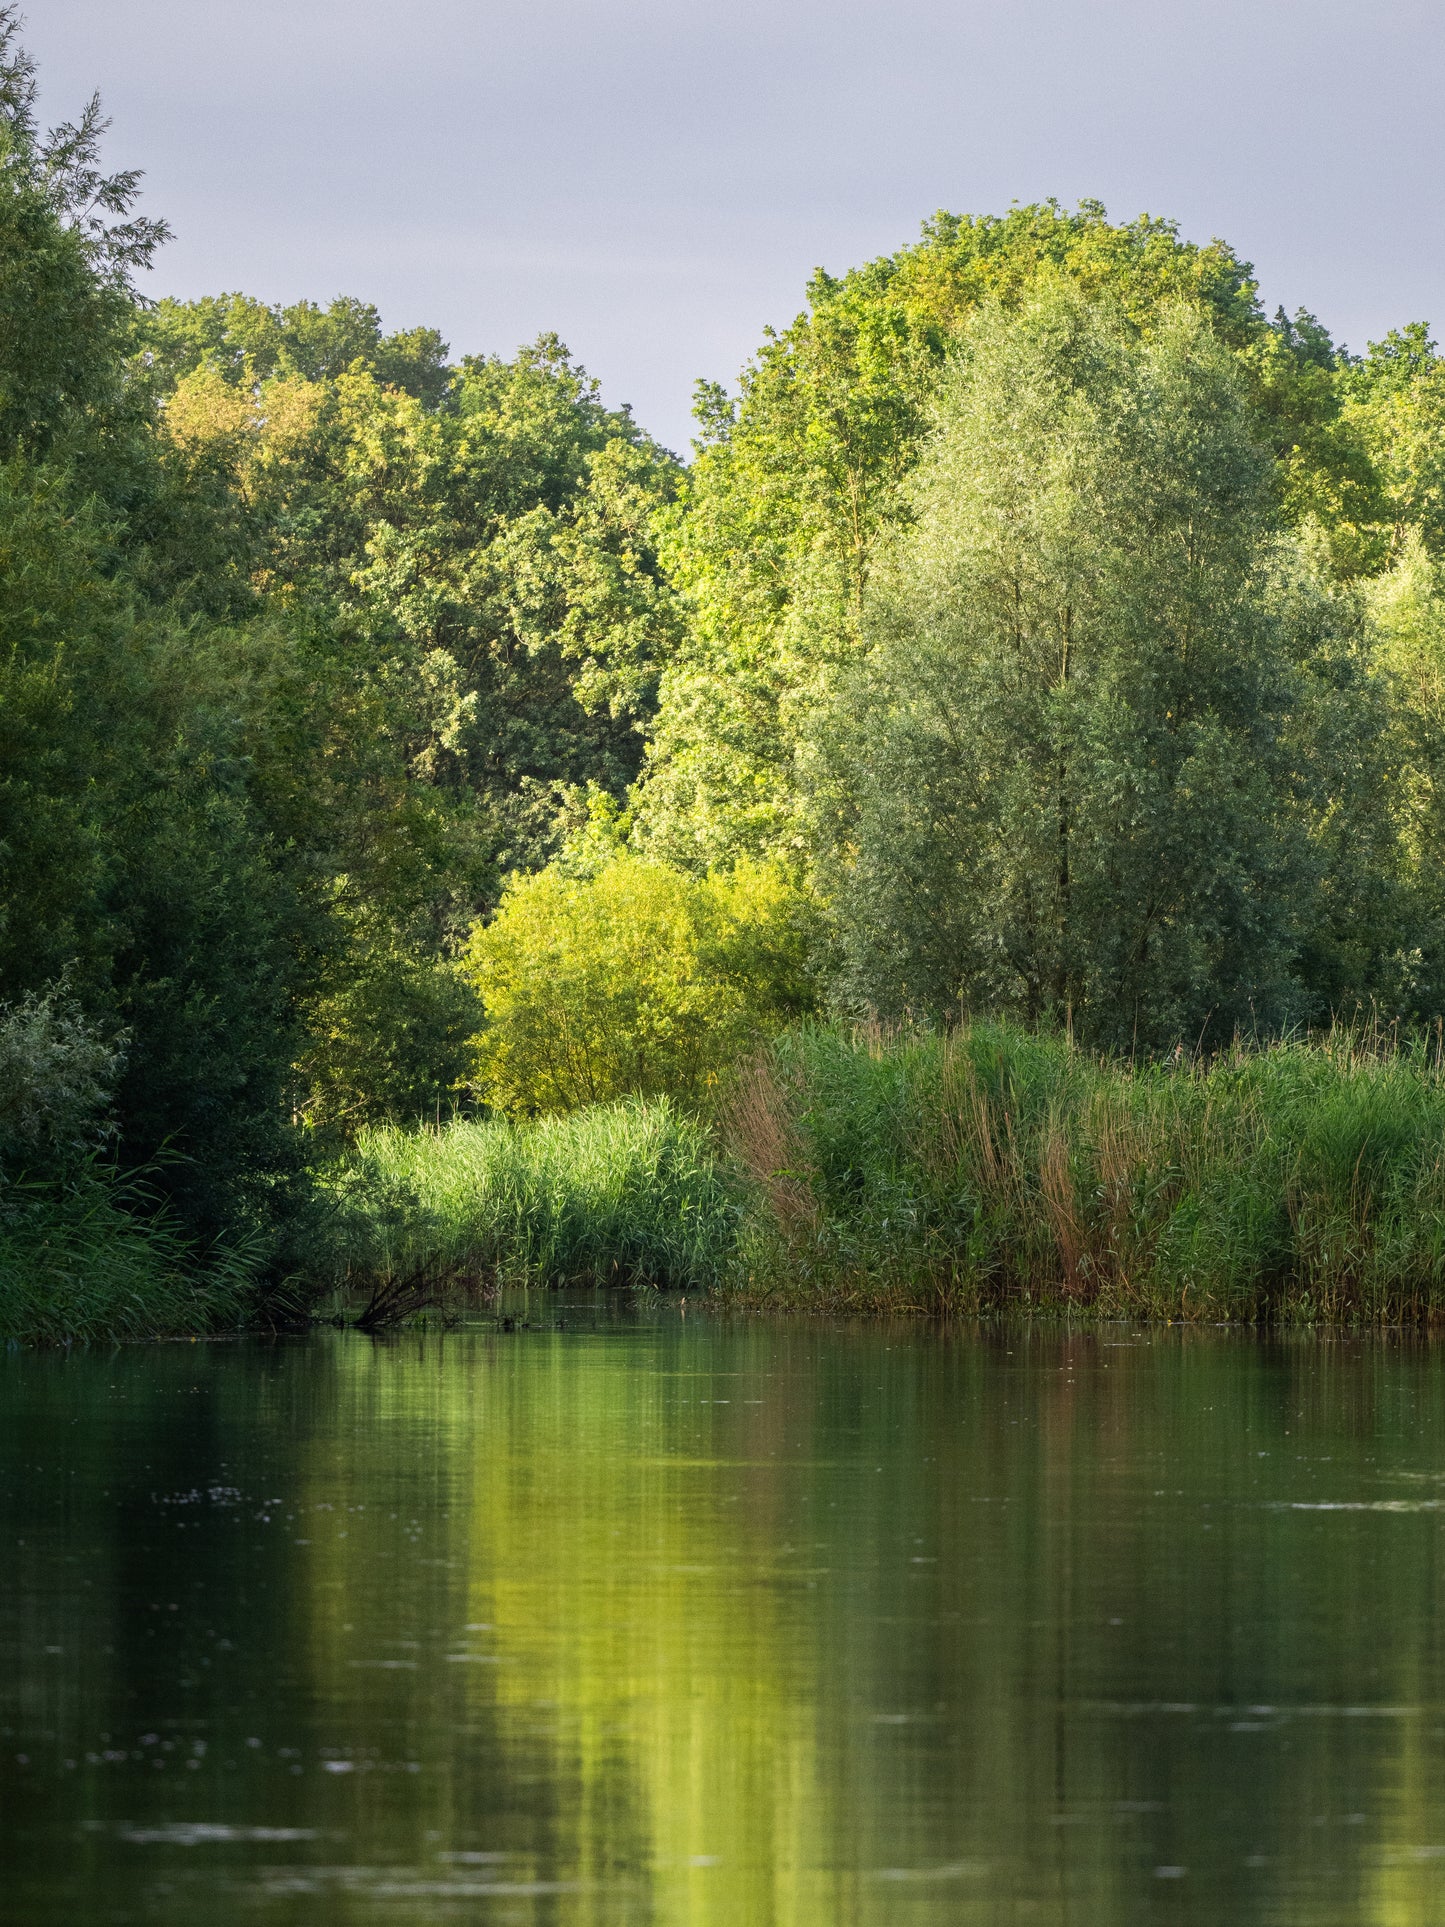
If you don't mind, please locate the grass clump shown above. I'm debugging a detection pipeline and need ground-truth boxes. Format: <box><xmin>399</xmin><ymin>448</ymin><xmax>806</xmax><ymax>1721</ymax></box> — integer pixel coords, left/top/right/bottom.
<box><xmin>720</xmin><ymin>1022</ymin><xmax>1445</xmax><ymax>1319</ymax></box>
<box><xmin>322</xmin><ymin>1098</ymin><xmax>736</xmax><ymax>1314</ymax></box>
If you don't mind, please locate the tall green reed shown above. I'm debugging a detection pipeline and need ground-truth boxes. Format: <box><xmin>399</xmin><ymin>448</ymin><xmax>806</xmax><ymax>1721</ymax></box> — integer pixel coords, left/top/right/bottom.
<box><xmin>0</xmin><ymin>1160</ymin><xmax>255</xmax><ymax>1343</ymax></box>
<box><xmin>719</xmin><ymin>1023</ymin><xmax>1445</xmax><ymax>1318</ymax></box>
<box><xmin>320</xmin><ymin>1024</ymin><xmax>1445</xmax><ymax>1322</ymax></box>
<box><xmin>324</xmin><ymin>1097</ymin><xmax>736</xmax><ymax>1304</ymax></box>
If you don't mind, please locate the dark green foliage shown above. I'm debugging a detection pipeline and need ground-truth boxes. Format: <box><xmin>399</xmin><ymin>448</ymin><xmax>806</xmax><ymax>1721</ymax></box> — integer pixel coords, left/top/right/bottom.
<box><xmin>0</xmin><ymin>989</ymin><xmax>253</xmax><ymax>1340</ymax></box>
<box><xmin>103</xmin><ymin>771</ymin><xmax>305</xmax><ymax>1249</ymax></box>
<box><xmin>0</xmin><ymin>451</ymin><xmax>307</xmax><ymax>1248</ymax></box>
<box><xmin>0</xmin><ymin>988</ymin><xmax>120</xmax><ymax>1164</ymax></box>
<box><xmin>0</xmin><ymin>13</ymin><xmax>165</xmax><ymax>463</ymax></box>
<box><xmin>0</xmin><ymin>1161</ymin><xmax>252</xmax><ymax>1343</ymax></box>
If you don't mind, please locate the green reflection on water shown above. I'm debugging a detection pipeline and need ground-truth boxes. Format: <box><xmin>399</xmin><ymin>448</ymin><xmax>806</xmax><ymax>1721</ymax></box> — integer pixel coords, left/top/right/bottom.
<box><xmin>5</xmin><ymin>1311</ymin><xmax>1445</xmax><ymax>1924</ymax></box>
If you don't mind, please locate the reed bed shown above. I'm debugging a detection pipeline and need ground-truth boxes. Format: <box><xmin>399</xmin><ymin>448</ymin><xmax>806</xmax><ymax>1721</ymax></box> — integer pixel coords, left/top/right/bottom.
<box><xmin>41</xmin><ymin>1020</ymin><xmax>1445</xmax><ymax>1337</ymax></box>
<box><xmin>720</xmin><ymin>1023</ymin><xmax>1445</xmax><ymax>1319</ymax></box>
<box><xmin>324</xmin><ymin>1097</ymin><xmax>735</xmax><ymax>1308</ymax></box>
<box><xmin>322</xmin><ymin>1023</ymin><xmax>1445</xmax><ymax>1323</ymax></box>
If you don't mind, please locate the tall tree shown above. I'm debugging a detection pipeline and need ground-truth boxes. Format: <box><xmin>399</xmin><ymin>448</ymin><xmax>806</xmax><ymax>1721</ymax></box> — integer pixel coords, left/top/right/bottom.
<box><xmin>821</xmin><ymin>290</ymin><xmax>1329</xmax><ymax>1047</ymax></box>
<box><xmin>635</xmin><ymin>203</ymin><xmax>1281</xmax><ymax>870</ymax></box>
<box><xmin>0</xmin><ymin>15</ymin><xmax>310</xmax><ymax>1243</ymax></box>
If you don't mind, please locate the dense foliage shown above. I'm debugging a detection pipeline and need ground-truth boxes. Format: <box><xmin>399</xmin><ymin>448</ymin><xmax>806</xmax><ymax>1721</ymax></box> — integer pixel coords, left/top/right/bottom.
<box><xmin>465</xmin><ymin>849</ymin><xmax>821</xmax><ymax>1113</ymax></box>
<box><xmin>638</xmin><ymin>206</ymin><xmax>1445</xmax><ymax>1047</ymax></box>
<box><xmin>0</xmin><ymin>17</ymin><xmax>681</xmax><ymax>1300</ymax></box>
<box><xmin>827</xmin><ymin>293</ymin><xmax>1336</xmax><ymax>1045</ymax></box>
<box><xmin>14</xmin><ymin>13</ymin><xmax>1445</xmax><ymax>1328</ymax></box>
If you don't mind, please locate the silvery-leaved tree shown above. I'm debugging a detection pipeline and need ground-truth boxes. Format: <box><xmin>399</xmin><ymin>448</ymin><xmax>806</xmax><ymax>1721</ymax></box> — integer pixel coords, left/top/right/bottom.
<box><xmin>822</xmin><ymin>287</ymin><xmax>1331</xmax><ymax>1049</ymax></box>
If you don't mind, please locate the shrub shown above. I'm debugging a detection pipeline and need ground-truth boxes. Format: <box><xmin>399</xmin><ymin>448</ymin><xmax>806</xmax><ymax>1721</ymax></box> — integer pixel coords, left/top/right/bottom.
<box><xmin>0</xmin><ymin>987</ymin><xmax>122</xmax><ymax>1165</ymax></box>
<box><xmin>295</xmin><ymin>943</ymin><xmax>482</xmax><ymax>1137</ymax></box>
<box><xmin>463</xmin><ymin>854</ymin><xmax>820</xmax><ymax>1114</ymax></box>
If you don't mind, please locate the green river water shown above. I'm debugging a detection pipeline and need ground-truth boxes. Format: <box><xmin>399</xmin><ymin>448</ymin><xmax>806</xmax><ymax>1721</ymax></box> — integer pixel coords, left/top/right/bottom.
<box><xmin>4</xmin><ymin>1302</ymin><xmax>1445</xmax><ymax>1923</ymax></box>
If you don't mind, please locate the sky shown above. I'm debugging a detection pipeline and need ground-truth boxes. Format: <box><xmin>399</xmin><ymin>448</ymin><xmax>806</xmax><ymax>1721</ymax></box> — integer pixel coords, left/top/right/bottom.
<box><xmin>32</xmin><ymin>0</ymin><xmax>1445</xmax><ymax>454</ymax></box>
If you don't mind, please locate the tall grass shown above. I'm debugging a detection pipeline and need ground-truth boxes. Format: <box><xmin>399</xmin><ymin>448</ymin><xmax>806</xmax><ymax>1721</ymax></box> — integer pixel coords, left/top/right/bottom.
<box><xmin>321</xmin><ymin>1023</ymin><xmax>1445</xmax><ymax>1323</ymax></box>
<box><xmin>323</xmin><ymin>1097</ymin><xmax>735</xmax><ymax>1307</ymax></box>
<box><xmin>0</xmin><ymin>1163</ymin><xmax>255</xmax><ymax>1343</ymax></box>
<box><xmin>721</xmin><ymin>1023</ymin><xmax>1445</xmax><ymax>1318</ymax></box>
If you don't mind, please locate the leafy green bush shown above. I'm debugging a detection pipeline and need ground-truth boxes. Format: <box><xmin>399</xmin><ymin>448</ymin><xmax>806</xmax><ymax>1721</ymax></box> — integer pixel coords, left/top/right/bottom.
<box><xmin>0</xmin><ymin>988</ymin><xmax>123</xmax><ymax>1162</ymax></box>
<box><xmin>463</xmin><ymin>855</ymin><xmax>821</xmax><ymax>1114</ymax></box>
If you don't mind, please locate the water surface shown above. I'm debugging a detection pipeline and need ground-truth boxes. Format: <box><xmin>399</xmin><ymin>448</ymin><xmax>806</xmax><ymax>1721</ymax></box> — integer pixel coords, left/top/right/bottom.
<box><xmin>4</xmin><ymin>1305</ymin><xmax>1445</xmax><ymax>1923</ymax></box>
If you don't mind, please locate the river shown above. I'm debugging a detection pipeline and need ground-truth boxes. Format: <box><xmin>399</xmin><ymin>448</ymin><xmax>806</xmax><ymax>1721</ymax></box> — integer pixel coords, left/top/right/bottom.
<box><xmin>4</xmin><ymin>1301</ymin><xmax>1445</xmax><ymax>1923</ymax></box>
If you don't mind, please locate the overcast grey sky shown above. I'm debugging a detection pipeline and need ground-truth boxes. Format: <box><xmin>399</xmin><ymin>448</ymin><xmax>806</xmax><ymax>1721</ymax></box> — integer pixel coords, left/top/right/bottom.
<box><xmin>32</xmin><ymin>0</ymin><xmax>1445</xmax><ymax>452</ymax></box>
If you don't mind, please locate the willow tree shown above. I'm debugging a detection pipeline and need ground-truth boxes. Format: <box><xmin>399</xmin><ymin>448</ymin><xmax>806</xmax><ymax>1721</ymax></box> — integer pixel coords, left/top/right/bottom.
<box><xmin>824</xmin><ymin>289</ymin><xmax>1321</xmax><ymax>1048</ymax></box>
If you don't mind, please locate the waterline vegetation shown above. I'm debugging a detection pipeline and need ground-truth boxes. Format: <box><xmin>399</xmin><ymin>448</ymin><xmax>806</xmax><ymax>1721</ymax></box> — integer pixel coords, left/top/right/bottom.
<box><xmin>15</xmin><ymin>16</ymin><xmax>1445</xmax><ymax>1334</ymax></box>
<box><xmin>323</xmin><ymin>1023</ymin><xmax>1445</xmax><ymax>1326</ymax></box>
<box><xmin>721</xmin><ymin>1024</ymin><xmax>1445</xmax><ymax>1320</ymax></box>
<box><xmin>322</xmin><ymin>1099</ymin><xmax>734</xmax><ymax>1310</ymax></box>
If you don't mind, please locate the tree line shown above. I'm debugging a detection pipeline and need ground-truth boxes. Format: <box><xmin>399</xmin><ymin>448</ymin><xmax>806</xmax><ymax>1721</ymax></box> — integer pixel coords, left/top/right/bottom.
<box><xmin>8</xmin><ymin>14</ymin><xmax>1445</xmax><ymax>1274</ymax></box>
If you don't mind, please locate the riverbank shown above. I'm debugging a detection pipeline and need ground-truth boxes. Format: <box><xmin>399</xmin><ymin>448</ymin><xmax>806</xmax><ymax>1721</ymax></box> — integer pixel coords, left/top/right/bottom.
<box><xmin>319</xmin><ymin>1099</ymin><xmax>732</xmax><ymax>1320</ymax></box>
<box><xmin>11</xmin><ymin>1021</ymin><xmax>1445</xmax><ymax>1341</ymax></box>
<box><xmin>326</xmin><ymin>1023</ymin><xmax>1445</xmax><ymax>1325</ymax></box>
